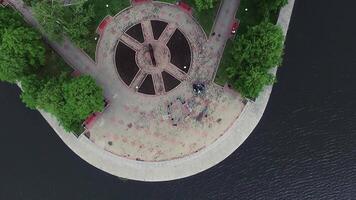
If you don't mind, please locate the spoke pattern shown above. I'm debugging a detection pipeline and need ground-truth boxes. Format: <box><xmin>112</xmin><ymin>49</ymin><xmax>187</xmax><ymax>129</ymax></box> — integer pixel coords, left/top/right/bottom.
<box><xmin>130</xmin><ymin>70</ymin><xmax>147</xmax><ymax>90</ymax></box>
<box><xmin>141</xmin><ymin>20</ymin><xmax>154</xmax><ymax>41</ymax></box>
<box><xmin>165</xmin><ymin>63</ymin><xmax>187</xmax><ymax>81</ymax></box>
<box><xmin>152</xmin><ymin>73</ymin><xmax>165</xmax><ymax>95</ymax></box>
<box><xmin>158</xmin><ymin>23</ymin><xmax>177</xmax><ymax>44</ymax></box>
<box><xmin>117</xmin><ymin>21</ymin><xmax>190</xmax><ymax>95</ymax></box>
<box><xmin>121</xmin><ymin>33</ymin><xmax>143</xmax><ymax>51</ymax></box>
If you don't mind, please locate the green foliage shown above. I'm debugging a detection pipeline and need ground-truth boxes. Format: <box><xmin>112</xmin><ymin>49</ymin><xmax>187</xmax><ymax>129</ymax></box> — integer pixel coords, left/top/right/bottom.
<box><xmin>0</xmin><ymin>8</ymin><xmax>23</xmax><ymax>36</ymax></box>
<box><xmin>232</xmin><ymin>22</ymin><xmax>284</xmax><ymax>70</ymax></box>
<box><xmin>63</xmin><ymin>75</ymin><xmax>104</xmax><ymax>120</ymax></box>
<box><xmin>32</xmin><ymin>0</ymin><xmax>95</xmax><ymax>51</ymax></box>
<box><xmin>258</xmin><ymin>0</ymin><xmax>288</xmax><ymax>18</ymax></box>
<box><xmin>229</xmin><ymin>66</ymin><xmax>275</xmax><ymax>99</ymax></box>
<box><xmin>36</xmin><ymin>74</ymin><xmax>67</xmax><ymax>113</ymax></box>
<box><xmin>226</xmin><ymin>22</ymin><xmax>284</xmax><ymax>99</ymax></box>
<box><xmin>32</xmin><ymin>0</ymin><xmax>66</xmax><ymax>41</ymax></box>
<box><xmin>20</xmin><ymin>75</ymin><xmax>44</xmax><ymax>109</ymax></box>
<box><xmin>21</xmin><ymin>73</ymin><xmax>104</xmax><ymax>133</ymax></box>
<box><xmin>0</xmin><ymin>5</ymin><xmax>104</xmax><ymax>133</ymax></box>
<box><xmin>1</xmin><ymin>27</ymin><xmax>45</xmax><ymax>66</ymax></box>
<box><xmin>237</xmin><ymin>0</ymin><xmax>287</xmax><ymax>34</ymax></box>
<box><xmin>0</xmin><ymin>26</ymin><xmax>45</xmax><ymax>82</ymax></box>
<box><xmin>194</xmin><ymin>0</ymin><xmax>216</xmax><ymax>11</ymax></box>
<box><xmin>65</xmin><ymin>3</ymin><xmax>95</xmax><ymax>51</ymax></box>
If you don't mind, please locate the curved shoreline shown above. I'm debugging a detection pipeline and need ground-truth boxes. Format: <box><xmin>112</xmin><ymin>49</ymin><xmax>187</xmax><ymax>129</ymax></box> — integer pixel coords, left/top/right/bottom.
<box><xmin>8</xmin><ymin>0</ymin><xmax>296</xmax><ymax>181</ymax></box>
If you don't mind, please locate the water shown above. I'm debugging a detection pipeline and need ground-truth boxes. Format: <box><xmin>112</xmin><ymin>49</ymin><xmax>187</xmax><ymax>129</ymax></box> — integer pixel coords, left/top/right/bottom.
<box><xmin>1</xmin><ymin>0</ymin><xmax>356</xmax><ymax>199</ymax></box>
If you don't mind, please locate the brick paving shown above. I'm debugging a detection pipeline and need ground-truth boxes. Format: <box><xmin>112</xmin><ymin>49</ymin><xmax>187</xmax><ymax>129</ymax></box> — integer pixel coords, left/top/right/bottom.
<box><xmin>6</xmin><ymin>0</ymin><xmax>296</xmax><ymax>180</ymax></box>
<box><xmin>7</xmin><ymin>0</ymin><xmax>245</xmax><ymax>162</ymax></box>
<box><xmin>93</xmin><ymin>2</ymin><xmax>246</xmax><ymax>161</ymax></box>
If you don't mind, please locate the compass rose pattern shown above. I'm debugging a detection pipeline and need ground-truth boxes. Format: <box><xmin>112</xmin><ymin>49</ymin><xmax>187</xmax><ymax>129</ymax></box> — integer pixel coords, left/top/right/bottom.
<box><xmin>115</xmin><ymin>20</ymin><xmax>192</xmax><ymax>95</ymax></box>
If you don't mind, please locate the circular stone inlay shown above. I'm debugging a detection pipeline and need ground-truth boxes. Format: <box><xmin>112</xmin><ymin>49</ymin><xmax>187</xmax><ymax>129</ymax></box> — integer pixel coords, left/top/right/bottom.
<box><xmin>135</xmin><ymin>41</ymin><xmax>171</xmax><ymax>74</ymax></box>
<box><xmin>115</xmin><ymin>20</ymin><xmax>192</xmax><ymax>95</ymax></box>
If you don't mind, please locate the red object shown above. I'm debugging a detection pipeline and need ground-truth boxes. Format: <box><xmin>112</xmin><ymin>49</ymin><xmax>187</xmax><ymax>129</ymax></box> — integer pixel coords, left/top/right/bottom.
<box><xmin>231</xmin><ymin>20</ymin><xmax>240</xmax><ymax>35</ymax></box>
<box><xmin>83</xmin><ymin>113</ymin><xmax>98</xmax><ymax>128</ymax></box>
<box><xmin>96</xmin><ymin>16</ymin><xmax>112</xmax><ymax>35</ymax></box>
<box><xmin>71</xmin><ymin>70</ymin><xmax>81</xmax><ymax>77</ymax></box>
<box><xmin>178</xmin><ymin>2</ymin><xmax>192</xmax><ymax>14</ymax></box>
<box><xmin>82</xmin><ymin>99</ymin><xmax>110</xmax><ymax>129</ymax></box>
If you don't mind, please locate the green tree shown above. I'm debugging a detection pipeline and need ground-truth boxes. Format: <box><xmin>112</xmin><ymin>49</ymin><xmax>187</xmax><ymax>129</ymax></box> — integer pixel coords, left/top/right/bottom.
<box><xmin>226</xmin><ymin>22</ymin><xmax>284</xmax><ymax>99</ymax></box>
<box><xmin>258</xmin><ymin>0</ymin><xmax>288</xmax><ymax>18</ymax></box>
<box><xmin>33</xmin><ymin>0</ymin><xmax>66</xmax><ymax>41</ymax></box>
<box><xmin>32</xmin><ymin>0</ymin><xmax>95</xmax><ymax>51</ymax></box>
<box><xmin>1</xmin><ymin>27</ymin><xmax>45</xmax><ymax>66</ymax></box>
<box><xmin>36</xmin><ymin>75</ymin><xmax>67</xmax><ymax>113</ymax></box>
<box><xmin>0</xmin><ymin>27</ymin><xmax>45</xmax><ymax>82</ymax></box>
<box><xmin>229</xmin><ymin>67</ymin><xmax>275</xmax><ymax>99</ymax></box>
<box><xmin>64</xmin><ymin>3</ymin><xmax>95</xmax><ymax>51</ymax></box>
<box><xmin>234</xmin><ymin>22</ymin><xmax>284</xmax><ymax>70</ymax></box>
<box><xmin>63</xmin><ymin>75</ymin><xmax>104</xmax><ymax>119</ymax></box>
<box><xmin>56</xmin><ymin>104</ymin><xmax>83</xmax><ymax>133</ymax></box>
<box><xmin>21</xmin><ymin>73</ymin><xmax>104</xmax><ymax>133</ymax></box>
<box><xmin>0</xmin><ymin>8</ymin><xmax>23</xmax><ymax>36</ymax></box>
<box><xmin>194</xmin><ymin>0</ymin><xmax>217</xmax><ymax>11</ymax></box>
<box><xmin>20</xmin><ymin>75</ymin><xmax>44</xmax><ymax>109</ymax></box>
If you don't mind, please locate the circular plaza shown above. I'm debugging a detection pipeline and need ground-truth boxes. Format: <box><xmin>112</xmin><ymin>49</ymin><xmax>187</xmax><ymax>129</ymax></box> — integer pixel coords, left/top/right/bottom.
<box><xmin>93</xmin><ymin>2</ymin><xmax>245</xmax><ymax>162</ymax></box>
<box><xmin>62</xmin><ymin>1</ymin><xmax>256</xmax><ymax>181</ymax></box>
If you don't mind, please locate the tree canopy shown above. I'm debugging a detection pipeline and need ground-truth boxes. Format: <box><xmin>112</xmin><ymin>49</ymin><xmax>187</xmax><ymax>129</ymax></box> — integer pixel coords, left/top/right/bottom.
<box><xmin>63</xmin><ymin>75</ymin><xmax>104</xmax><ymax>120</ymax></box>
<box><xmin>0</xmin><ymin>8</ymin><xmax>23</xmax><ymax>36</ymax></box>
<box><xmin>226</xmin><ymin>22</ymin><xmax>284</xmax><ymax>99</ymax></box>
<box><xmin>193</xmin><ymin>0</ymin><xmax>217</xmax><ymax>11</ymax></box>
<box><xmin>1</xmin><ymin>5</ymin><xmax>104</xmax><ymax>133</ymax></box>
<box><xmin>258</xmin><ymin>0</ymin><xmax>288</xmax><ymax>18</ymax></box>
<box><xmin>21</xmin><ymin>74</ymin><xmax>104</xmax><ymax>132</ymax></box>
<box><xmin>32</xmin><ymin>0</ymin><xmax>95</xmax><ymax>51</ymax></box>
<box><xmin>0</xmin><ymin>23</ymin><xmax>45</xmax><ymax>82</ymax></box>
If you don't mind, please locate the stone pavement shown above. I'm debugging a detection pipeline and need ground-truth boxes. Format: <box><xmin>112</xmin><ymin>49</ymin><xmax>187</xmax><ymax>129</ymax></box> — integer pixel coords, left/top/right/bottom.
<box><xmin>92</xmin><ymin>2</ymin><xmax>246</xmax><ymax>161</ymax></box>
<box><xmin>196</xmin><ymin>0</ymin><xmax>241</xmax><ymax>81</ymax></box>
<box><xmin>6</xmin><ymin>0</ymin><xmax>296</xmax><ymax>181</ymax></box>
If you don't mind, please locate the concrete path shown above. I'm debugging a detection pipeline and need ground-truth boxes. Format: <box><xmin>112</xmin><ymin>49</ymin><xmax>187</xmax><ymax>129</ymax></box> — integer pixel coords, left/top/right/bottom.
<box><xmin>5</xmin><ymin>0</ymin><xmax>296</xmax><ymax>181</ymax></box>
<box><xmin>197</xmin><ymin>0</ymin><xmax>241</xmax><ymax>81</ymax></box>
<box><xmin>7</xmin><ymin>0</ymin><xmax>98</xmax><ymax>78</ymax></box>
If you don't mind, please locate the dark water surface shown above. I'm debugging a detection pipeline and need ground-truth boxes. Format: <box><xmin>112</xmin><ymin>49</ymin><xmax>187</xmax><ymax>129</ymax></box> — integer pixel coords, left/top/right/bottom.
<box><xmin>1</xmin><ymin>0</ymin><xmax>356</xmax><ymax>199</ymax></box>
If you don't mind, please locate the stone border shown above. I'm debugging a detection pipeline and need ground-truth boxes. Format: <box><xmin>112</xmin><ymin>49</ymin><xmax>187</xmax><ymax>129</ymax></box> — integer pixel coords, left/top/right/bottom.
<box><xmin>113</xmin><ymin>21</ymin><xmax>194</xmax><ymax>97</ymax></box>
<box><xmin>39</xmin><ymin>0</ymin><xmax>296</xmax><ymax>182</ymax></box>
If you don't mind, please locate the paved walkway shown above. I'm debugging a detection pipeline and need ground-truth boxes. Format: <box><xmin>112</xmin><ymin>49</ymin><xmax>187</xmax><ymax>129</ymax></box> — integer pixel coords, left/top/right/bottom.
<box><xmin>92</xmin><ymin>2</ymin><xmax>245</xmax><ymax>161</ymax></box>
<box><xmin>197</xmin><ymin>0</ymin><xmax>241</xmax><ymax>81</ymax></box>
<box><xmin>6</xmin><ymin>0</ymin><xmax>296</xmax><ymax>181</ymax></box>
<box><xmin>7</xmin><ymin>0</ymin><xmax>98</xmax><ymax>79</ymax></box>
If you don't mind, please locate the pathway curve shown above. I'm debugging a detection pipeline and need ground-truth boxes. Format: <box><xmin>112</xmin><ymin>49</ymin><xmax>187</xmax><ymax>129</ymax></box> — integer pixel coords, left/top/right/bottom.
<box><xmin>4</xmin><ymin>0</ymin><xmax>296</xmax><ymax>181</ymax></box>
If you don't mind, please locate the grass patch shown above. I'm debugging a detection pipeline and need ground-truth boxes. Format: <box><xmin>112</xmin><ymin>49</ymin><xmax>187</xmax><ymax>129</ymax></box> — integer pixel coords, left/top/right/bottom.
<box><xmin>86</xmin><ymin>0</ymin><xmax>131</xmax><ymax>27</ymax></box>
<box><xmin>37</xmin><ymin>47</ymin><xmax>72</xmax><ymax>78</ymax></box>
<box><xmin>158</xmin><ymin>0</ymin><xmax>220</xmax><ymax>34</ymax></box>
<box><xmin>84</xmin><ymin>0</ymin><xmax>131</xmax><ymax>58</ymax></box>
<box><xmin>214</xmin><ymin>41</ymin><xmax>233</xmax><ymax>86</ymax></box>
<box><xmin>214</xmin><ymin>0</ymin><xmax>282</xmax><ymax>86</ymax></box>
<box><xmin>83</xmin><ymin>0</ymin><xmax>218</xmax><ymax>57</ymax></box>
